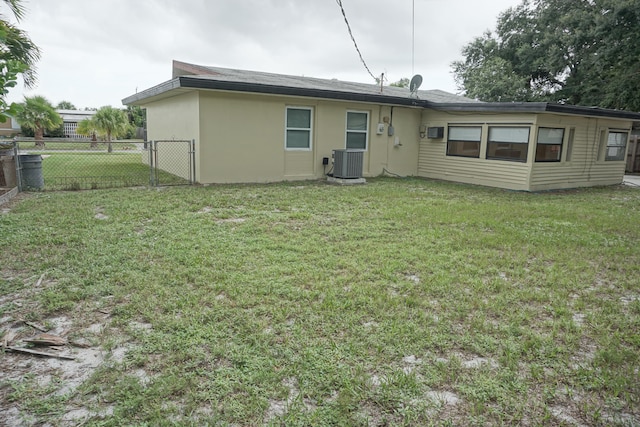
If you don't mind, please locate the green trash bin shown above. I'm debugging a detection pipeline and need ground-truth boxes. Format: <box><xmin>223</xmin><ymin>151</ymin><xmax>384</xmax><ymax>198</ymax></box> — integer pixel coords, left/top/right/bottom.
<box><xmin>19</xmin><ymin>154</ymin><xmax>44</xmax><ymax>190</ymax></box>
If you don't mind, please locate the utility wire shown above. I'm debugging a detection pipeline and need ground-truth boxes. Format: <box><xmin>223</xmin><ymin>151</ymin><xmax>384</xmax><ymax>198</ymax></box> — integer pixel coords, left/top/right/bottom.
<box><xmin>412</xmin><ymin>0</ymin><xmax>415</xmax><ymax>76</ymax></box>
<box><xmin>335</xmin><ymin>0</ymin><xmax>377</xmax><ymax>81</ymax></box>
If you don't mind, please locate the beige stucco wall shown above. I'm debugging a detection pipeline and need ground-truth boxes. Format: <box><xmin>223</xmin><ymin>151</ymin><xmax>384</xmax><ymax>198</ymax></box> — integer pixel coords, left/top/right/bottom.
<box><xmin>144</xmin><ymin>89</ymin><xmax>421</xmax><ymax>184</ymax></box>
<box><xmin>144</xmin><ymin>91</ymin><xmax>200</xmax><ymax>180</ymax></box>
<box><xmin>417</xmin><ymin>110</ymin><xmax>631</xmax><ymax>191</ymax></box>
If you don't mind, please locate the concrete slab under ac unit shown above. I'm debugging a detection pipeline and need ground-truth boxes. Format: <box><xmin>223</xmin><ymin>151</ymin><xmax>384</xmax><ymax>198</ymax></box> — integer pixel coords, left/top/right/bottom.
<box><xmin>326</xmin><ymin>176</ymin><xmax>367</xmax><ymax>185</ymax></box>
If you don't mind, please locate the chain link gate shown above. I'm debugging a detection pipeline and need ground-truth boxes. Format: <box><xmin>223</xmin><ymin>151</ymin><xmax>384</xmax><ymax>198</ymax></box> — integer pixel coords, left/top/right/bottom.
<box><xmin>148</xmin><ymin>139</ymin><xmax>196</xmax><ymax>187</ymax></box>
<box><xmin>2</xmin><ymin>139</ymin><xmax>196</xmax><ymax>191</ymax></box>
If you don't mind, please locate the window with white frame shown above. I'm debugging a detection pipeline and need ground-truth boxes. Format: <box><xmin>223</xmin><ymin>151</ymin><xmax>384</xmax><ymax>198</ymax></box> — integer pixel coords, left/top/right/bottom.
<box><xmin>605</xmin><ymin>131</ymin><xmax>628</xmax><ymax>161</ymax></box>
<box><xmin>486</xmin><ymin>126</ymin><xmax>530</xmax><ymax>162</ymax></box>
<box><xmin>535</xmin><ymin>127</ymin><xmax>564</xmax><ymax>162</ymax></box>
<box><xmin>285</xmin><ymin>107</ymin><xmax>312</xmax><ymax>150</ymax></box>
<box><xmin>447</xmin><ymin>126</ymin><xmax>482</xmax><ymax>158</ymax></box>
<box><xmin>345</xmin><ymin>111</ymin><xmax>368</xmax><ymax>150</ymax></box>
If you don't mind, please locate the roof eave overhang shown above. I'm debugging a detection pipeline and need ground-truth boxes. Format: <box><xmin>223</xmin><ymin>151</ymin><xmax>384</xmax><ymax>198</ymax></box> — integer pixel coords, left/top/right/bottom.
<box><xmin>123</xmin><ymin>79</ymin><xmax>640</xmax><ymax>123</ymax></box>
<box><xmin>179</xmin><ymin>76</ymin><xmax>428</xmax><ymax>107</ymax></box>
<box><xmin>430</xmin><ymin>102</ymin><xmax>640</xmax><ymax>121</ymax></box>
<box><xmin>122</xmin><ymin>79</ymin><xmax>183</xmax><ymax>105</ymax></box>
<box><xmin>123</xmin><ymin>76</ymin><xmax>428</xmax><ymax>107</ymax></box>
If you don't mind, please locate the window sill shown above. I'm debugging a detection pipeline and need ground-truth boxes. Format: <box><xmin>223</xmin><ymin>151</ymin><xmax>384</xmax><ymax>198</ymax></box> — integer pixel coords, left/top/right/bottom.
<box><xmin>446</xmin><ymin>154</ymin><xmax>480</xmax><ymax>159</ymax></box>
<box><xmin>486</xmin><ymin>157</ymin><xmax>528</xmax><ymax>163</ymax></box>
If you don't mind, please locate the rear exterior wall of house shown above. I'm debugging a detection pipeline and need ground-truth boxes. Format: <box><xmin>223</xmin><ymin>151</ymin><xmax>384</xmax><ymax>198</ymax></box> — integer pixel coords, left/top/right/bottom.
<box><xmin>418</xmin><ymin>110</ymin><xmax>632</xmax><ymax>191</ymax></box>
<box><xmin>144</xmin><ymin>90</ymin><xmax>422</xmax><ymax>184</ymax></box>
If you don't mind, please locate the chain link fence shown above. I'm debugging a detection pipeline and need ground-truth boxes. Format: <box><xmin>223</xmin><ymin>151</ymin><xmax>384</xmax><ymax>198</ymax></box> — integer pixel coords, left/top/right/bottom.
<box><xmin>0</xmin><ymin>138</ymin><xmax>194</xmax><ymax>191</ymax></box>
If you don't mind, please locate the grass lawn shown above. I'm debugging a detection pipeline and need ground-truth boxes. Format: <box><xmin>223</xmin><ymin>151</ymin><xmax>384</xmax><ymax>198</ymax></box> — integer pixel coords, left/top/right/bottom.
<box><xmin>30</xmin><ymin>152</ymin><xmax>188</xmax><ymax>190</ymax></box>
<box><xmin>0</xmin><ymin>178</ymin><xmax>638</xmax><ymax>426</ymax></box>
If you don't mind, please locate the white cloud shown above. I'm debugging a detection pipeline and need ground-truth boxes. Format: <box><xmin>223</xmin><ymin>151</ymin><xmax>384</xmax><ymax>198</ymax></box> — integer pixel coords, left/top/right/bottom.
<box><xmin>8</xmin><ymin>0</ymin><xmax>521</xmax><ymax>108</ymax></box>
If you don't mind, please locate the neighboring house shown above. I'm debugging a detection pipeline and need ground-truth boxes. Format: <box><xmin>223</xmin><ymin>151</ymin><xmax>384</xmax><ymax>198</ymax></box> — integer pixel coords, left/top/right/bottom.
<box><xmin>0</xmin><ymin>115</ymin><xmax>21</xmax><ymax>138</ymax></box>
<box><xmin>122</xmin><ymin>60</ymin><xmax>640</xmax><ymax>191</ymax></box>
<box><xmin>56</xmin><ymin>109</ymin><xmax>97</xmax><ymax>139</ymax></box>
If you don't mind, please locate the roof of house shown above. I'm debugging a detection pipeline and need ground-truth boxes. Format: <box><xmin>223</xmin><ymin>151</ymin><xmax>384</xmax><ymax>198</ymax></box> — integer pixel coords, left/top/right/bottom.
<box><xmin>57</xmin><ymin>109</ymin><xmax>96</xmax><ymax>122</ymax></box>
<box><xmin>122</xmin><ymin>60</ymin><xmax>640</xmax><ymax>122</ymax></box>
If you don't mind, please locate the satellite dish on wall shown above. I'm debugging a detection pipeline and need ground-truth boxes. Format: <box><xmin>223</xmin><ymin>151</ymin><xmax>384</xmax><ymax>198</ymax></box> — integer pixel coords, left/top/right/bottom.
<box><xmin>409</xmin><ymin>74</ymin><xmax>423</xmax><ymax>94</ymax></box>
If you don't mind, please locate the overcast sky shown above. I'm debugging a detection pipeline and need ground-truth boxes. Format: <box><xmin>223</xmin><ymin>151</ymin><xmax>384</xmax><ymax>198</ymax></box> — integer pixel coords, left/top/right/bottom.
<box><xmin>6</xmin><ymin>0</ymin><xmax>523</xmax><ymax>109</ymax></box>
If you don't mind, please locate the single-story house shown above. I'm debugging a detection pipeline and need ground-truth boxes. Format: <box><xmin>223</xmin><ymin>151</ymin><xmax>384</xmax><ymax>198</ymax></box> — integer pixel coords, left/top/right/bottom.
<box><xmin>0</xmin><ymin>115</ymin><xmax>21</xmax><ymax>138</ymax></box>
<box><xmin>57</xmin><ymin>109</ymin><xmax>96</xmax><ymax>139</ymax></box>
<box><xmin>122</xmin><ymin>60</ymin><xmax>640</xmax><ymax>191</ymax></box>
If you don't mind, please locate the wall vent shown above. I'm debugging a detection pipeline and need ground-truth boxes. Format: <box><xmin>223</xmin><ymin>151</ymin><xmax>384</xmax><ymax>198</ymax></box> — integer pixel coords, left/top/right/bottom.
<box><xmin>333</xmin><ymin>149</ymin><xmax>363</xmax><ymax>179</ymax></box>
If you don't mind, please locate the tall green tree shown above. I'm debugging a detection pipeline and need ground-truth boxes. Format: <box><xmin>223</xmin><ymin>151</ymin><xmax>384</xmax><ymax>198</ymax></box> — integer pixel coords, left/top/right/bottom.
<box><xmin>390</xmin><ymin>78</ymin><xmax>410</xmax><ymax>88</ymax></box>
<box><xmin>124</xmin><ymin>105</ymin><xmax>146</xmax><ymax>139</ymax></box>
<box><xmin>0</xmin><ymin>59</ymin><xmax>24</xmax><ymax>120</ymax></box>
<box><xmin>0</xmin><ymin>0</ymin><xmax>40</xmax><ymax>88</ymax></box>
<box><xmin>56</xmin><ymin>100</ymin><xmax>76</xmax><ymax>110</ymax></box>
<box><xmin>0</xmin><ymin>0</ymin><xmax>40</xmax><ymax>120</ymax></box>
<box><xmin>452</xmin><ymin>0</ymin><xmax>640</xmax><ymax>111</ymax></box>
<box><xmin>93</xmin><ymin>106</ymin><xmax>130</xmax><ymax>153</ymax></box>
<box><xmin>15</xmin><ymin>95</ymin><xmax>62</xmax><ymax>147</ymax></box>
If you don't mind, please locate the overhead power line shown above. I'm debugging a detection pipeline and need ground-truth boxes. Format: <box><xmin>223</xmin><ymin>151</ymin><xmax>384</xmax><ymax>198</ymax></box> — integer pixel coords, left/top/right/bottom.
<box><xmin>335</xmin><ymin>0</ymin><xmax>377</xmax><ymax>81</ymax></box>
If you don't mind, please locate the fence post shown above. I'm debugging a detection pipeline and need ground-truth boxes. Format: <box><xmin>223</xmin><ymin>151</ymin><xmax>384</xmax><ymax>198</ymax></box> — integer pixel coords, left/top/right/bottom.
<box><xmin>149</xmin><ymin>140</ymin><xmax>155</xmax><ymax>187</ymax></box>
<box><xmin>14</xmin><ymin>141</ymin><xmax>24</xmax><ymax>192</ymax></box>
<box><xmin>191</xmin><ymin>139</ymin><xmax>196</xmax><ymax>185</ymax></box>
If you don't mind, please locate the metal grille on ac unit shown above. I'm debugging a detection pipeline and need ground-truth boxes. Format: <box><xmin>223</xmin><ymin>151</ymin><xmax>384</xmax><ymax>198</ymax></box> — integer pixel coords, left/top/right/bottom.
<box><xmin>333</xmin><ymin>149</ymin><xmax>363</xmax><ymax>179</ymax></box>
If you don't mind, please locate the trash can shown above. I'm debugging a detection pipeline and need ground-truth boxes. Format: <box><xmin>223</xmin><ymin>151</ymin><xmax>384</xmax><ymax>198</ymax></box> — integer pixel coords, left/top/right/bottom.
<box><xmin>19</xmin><ymin>154</ymin><xmax>44</xmax><ymax>190</ymax></box>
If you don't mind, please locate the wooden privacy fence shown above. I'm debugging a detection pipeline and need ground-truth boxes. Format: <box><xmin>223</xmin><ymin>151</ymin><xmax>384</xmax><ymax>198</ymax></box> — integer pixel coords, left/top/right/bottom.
<box><xmin>627</xmin><ymin>135</ymin><xmax>640</xmax><ymax>173</ymax></box>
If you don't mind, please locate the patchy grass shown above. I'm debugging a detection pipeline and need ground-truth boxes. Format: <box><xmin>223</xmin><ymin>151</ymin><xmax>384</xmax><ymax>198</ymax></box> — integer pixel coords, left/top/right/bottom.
<box><xmin>0</xmin><ymin>178</ymin><xmax>639</xmax><ymax>426</ymax></box>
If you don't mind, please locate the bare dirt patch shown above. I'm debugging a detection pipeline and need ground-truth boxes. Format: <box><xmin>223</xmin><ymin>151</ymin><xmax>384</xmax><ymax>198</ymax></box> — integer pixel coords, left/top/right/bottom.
<box><xmin>0</xmin><ymin>313</ymin><xmax>107</xmax><ymax>424</ymax></box>
<box><xmin>0</xmin><ymin>281</ymin><xmax>134</xmax><ymax>425</ymax></box>
<box><xmin>263</xmin><ymin>377</ymin><xmax>316</xmax><ymax>424</ymax></box>
<box><xmin>425</xmin><ymin>390</ymin><xmax>462</xmax><ymax>406</ymax></box>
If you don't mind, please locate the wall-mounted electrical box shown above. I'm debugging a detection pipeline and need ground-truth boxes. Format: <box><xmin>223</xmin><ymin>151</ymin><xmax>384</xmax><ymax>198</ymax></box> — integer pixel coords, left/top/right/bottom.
<box><xmin>427</xmin><ymin>127</ymin><xmax>444</xmax><ymax>139</ymax></box>
<box><xmin>376</xmin><ymin>123</ymin><xmax>385</xmax><ymax>135</ymax></box>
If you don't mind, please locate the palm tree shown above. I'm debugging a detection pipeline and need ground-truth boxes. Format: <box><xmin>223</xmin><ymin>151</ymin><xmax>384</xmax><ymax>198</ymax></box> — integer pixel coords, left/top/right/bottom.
<box><xmin>93</xmin><ymin>106</ymin><xmax>130</xmax><ymax>153</ymax></box>
<box><xmin>2</xmin><ymin>0</ymin><xmax>25</xmax><ymax>19</ymax></box>
<box><xmin>0</xmin><ymin>0</ymin><xmax>41</xmax><ymax>88</ymax></box>
<box><xmin>76</xmin><ymin>117</ymin><xmax>100</xmax><ymax>147</ymax></box>
<box><xmin>15</xmin><ymin>95</ymin><xmax>62</xmax><ymax>147</ymax></box>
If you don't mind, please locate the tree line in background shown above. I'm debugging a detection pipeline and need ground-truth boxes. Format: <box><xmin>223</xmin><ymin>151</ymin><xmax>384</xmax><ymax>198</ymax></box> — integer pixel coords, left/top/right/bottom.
<box><xmin>452</xmin><ymin>0</ymin><xmax>640</xmax><ymax>111</ymax></box>
<box><xmin>15</xmin><ymin>96</ymin><xmax>146</xmax><ymax>148</ymax></box>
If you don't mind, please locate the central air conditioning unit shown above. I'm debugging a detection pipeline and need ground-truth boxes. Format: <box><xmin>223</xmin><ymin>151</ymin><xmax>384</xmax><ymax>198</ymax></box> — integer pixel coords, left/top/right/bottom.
<box><xmin>333</xmin><ymin>149</ymin><xmax>363</xmax><ymax>179</ymax></box>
